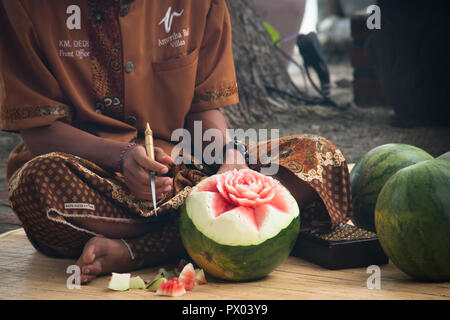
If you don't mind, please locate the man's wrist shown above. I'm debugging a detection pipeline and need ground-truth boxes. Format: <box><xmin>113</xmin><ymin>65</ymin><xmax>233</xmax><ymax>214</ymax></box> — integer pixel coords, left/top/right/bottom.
<box><xmin>218</xmin><ymin>150</ymin><xmax>248</xmax><ymax>173</ymax></box>
<box><xmin>96</xmin><ymin>139</ymin><xmax>135</xmax><ymax>172</ymax></box>
<box><xmin>223</xmin><ymin>148</ymin><xmax>247</xmax><ymax>166</ymax></box>
<box><xmin>118</xmin><ymin>143</ymin><xmax>138</xmax><ymax>173</ymax></box>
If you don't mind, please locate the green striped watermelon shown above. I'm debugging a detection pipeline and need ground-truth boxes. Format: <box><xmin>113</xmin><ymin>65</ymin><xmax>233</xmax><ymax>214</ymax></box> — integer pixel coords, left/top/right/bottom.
<box><xmin>350</xmin><ymin>144</ymin><xmax>433</xmax><ymax>232</ymax></box>
<box><xmin>179</xmin><ymin>169</ymin><xmax>300</xmax><ymax>281</ymax></box>
<box><xmin>375</xmin><ymin>159</ymin><xmax>450</xmax><ymax>282</ymax></box>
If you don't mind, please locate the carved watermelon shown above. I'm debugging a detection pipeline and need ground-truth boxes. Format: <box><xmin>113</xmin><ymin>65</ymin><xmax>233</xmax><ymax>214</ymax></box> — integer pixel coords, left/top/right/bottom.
<box><xmin>375</xmin><ymin>159</ymin><xmax>450</xmax><ymax>282</ymax></box>
<box><xmin>350</xmin><ymin>144</ymin><xmax>433</xmax><ymax>232</ymax></box>
<box><xmin>179</xmin><ymin>169</ymin><xmax>300</xmax><ymax>281</ymax></box>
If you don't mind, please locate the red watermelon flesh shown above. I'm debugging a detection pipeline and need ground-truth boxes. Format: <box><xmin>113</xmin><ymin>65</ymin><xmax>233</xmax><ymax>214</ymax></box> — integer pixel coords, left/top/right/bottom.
<box><xmin>156</xmin><ymin>278</ymin><xmax>186</xmax><ymax>297</ymax></box>
<box><xmin>178</xmin><ymin>263</ymin><xmax>196</xmax><ymax>291</ymax></box>
<box><xmin>210</xmin><ymin>193</ymin><xmax>235</xmax><ymax>218</ymax></box>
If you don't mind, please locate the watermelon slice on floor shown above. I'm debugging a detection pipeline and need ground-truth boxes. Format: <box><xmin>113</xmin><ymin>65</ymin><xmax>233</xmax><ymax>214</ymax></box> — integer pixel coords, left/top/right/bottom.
<box><xmin>108</xmin><ymin>273</ymin><xmax>131</xmax><ymax>291</ymax></box>
<box><xmin>178</xmin><ymin>263</ymin><xmax>196</xmax><ymax>291</ymax></box>
<box><xmin>129</xmin><ymin>276</ymin><xmax>146</xmax><ymax>289</ymax></box>
<box><xmin>195</xmin><ymin>268</ymin><xmax>207</xmax><ymax>285</ymax></box>
<box><xmin>146</xmin><ymin>277</ymin><xmax>166</xmax><ymax>292</ymax></box>
<box><xmin>155</xmin><ymin>268</ymin><xmax>169</xmax><ymax>279</ymax></box>
<box><xmin>156</xmin><ymin>278</ymin><xmax>186</xmax><ymax>297</ymax></box>
<box><xmin>146</xmin><ymin>268</ymin><xmax>169</xmax><ymax>291</ymax></box>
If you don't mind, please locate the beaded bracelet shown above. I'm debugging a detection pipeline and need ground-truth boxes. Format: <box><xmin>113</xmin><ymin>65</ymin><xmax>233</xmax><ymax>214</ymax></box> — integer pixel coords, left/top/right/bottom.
<box><xmin>118</xmin><ymin>143</ymin><xmax>138</xmax><ymax>173</ymax></box>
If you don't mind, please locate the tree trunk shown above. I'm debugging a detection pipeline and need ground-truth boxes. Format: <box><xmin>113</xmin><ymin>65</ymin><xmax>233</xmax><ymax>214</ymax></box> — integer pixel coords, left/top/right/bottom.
<box><xmin>223</xmin><ymin>0</ymin><xmax>303</xmax><ymax>127</ymax></box>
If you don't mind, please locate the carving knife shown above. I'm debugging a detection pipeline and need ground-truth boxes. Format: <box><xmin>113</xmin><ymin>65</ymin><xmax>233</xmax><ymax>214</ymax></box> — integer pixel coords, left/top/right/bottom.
<box><xmin>145</xmin><ymin>123</ymin><xmax>158</xmax><ymax>216</ymax></box>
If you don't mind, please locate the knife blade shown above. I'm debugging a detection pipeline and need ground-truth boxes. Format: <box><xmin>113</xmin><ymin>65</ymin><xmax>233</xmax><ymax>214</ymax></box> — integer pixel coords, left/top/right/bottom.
<box><xmin>149</xmin><ymin>171</ymin><xmax>158</xmax><ymax>216</ymax></box>
<box><xmin>145</xmin><ymin>123</ymin><xmax>158</xmax><ymax>216</ymax></box>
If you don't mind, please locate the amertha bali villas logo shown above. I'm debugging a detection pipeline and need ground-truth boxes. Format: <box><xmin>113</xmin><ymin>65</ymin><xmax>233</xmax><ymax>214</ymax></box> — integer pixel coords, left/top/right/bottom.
<box><xmin>157</xmin><ymin>6</ymin><xmax>189</xmax><ymax>48</ymax></box>
<box><xmin>159</xmin><ymin>6</ymin><xmax>185</xmax><ymax>33</ymax></box>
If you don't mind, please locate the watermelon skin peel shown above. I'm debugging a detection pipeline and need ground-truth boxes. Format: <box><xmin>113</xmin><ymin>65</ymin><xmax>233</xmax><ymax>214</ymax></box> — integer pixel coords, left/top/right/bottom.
<box><xmin>180</xmin><ymin>169</ymin><xmax>300</xmax><ymax>281</ymax></box>
<box><xmin>108</xmin><ymin>273</ymin><xmax>131</xmax><ymax>291</ymax></box>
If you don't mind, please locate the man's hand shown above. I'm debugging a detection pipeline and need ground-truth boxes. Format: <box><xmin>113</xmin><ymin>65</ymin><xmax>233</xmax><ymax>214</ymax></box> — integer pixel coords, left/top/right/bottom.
<box><xmin>122</xmin><ymin>146</ymin><xmax>173</xmax><ymax>201</ymax></box>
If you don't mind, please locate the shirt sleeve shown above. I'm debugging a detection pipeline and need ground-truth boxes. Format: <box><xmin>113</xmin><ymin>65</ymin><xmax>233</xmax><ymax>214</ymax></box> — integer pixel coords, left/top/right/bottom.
<box><xmin>0</xmin><ymin>0</ymin><xmax>73</xmax><ymax>132</ymax></box>
<box><xmin>190</xmin><ymin>0</ymin><xmax>239</xmax><ymax>113</ymax></box>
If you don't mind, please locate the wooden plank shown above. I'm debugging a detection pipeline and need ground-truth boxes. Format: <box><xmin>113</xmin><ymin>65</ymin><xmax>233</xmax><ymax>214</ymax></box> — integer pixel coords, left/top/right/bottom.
<box><xmin>0</xmin><ymin>192</ymin><xmax>9</xmax><ymax>206</ymax></box>
<box><xmin>0</xmin><ymin>194</ymin><xmax>22</xmax><ymax>234</ymax></box>
<box><xmin>0</xmin><ymin>229</ymin><xmax>448</xmax><ymax>300</ymax></box>
<box><xmin>0</xmin><ymin>204</ymin><xmax>20</xmax><ymax>225</ymax></box>
<box><xmin>0</xmin><ymin>224</ymin><xmax>21</xmax><ymax>234</ymax></box>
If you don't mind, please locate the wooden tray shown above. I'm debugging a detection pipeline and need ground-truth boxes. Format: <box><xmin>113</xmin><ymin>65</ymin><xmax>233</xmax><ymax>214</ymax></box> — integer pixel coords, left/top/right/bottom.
<box><xmin>291</xmin><ymin>224</ymin><xmax>389</xmax><ymax>270</ymax></box>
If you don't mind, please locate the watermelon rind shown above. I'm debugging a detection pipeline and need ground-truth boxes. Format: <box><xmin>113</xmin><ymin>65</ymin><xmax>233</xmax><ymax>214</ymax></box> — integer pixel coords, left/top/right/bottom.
<box><xmin>129</xmin><ymin>276</ymin><xmax>146</xmax><ymax>289</ymax></box>
<box><xmin>195</xmin><ymin>269</ymin><xmax>207</xmax><ymax>285</ymax></box>
<box><xmin>350</xmin><ymin>143</ymin><xmax>433</xmax><ymax>232</ymax></box>
<box><xmin>155</xmin><ymin>268</ymin><xmax>169</xmax><ymax>279</ymax></box>
<box><xmin>108</xmin><ymin>273</ymin><xmax>131</xmax><ymax>291</ymax></box>
<box><xmin>146</xmin><ymin>277</ymin><xmax>166</xmax><ymax>292</ymax></box>
<box><xmin>375</xmin><ymin>159</ymin><xmax>450</xmax><ymax>282</ymax></box>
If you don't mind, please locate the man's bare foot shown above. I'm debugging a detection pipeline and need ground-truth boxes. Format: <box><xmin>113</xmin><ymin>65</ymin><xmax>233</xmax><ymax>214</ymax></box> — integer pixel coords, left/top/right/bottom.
<box><xmin>76</xmin><ymin>236</ymin><xmax>138</xmax><ymax>284</ymax></box>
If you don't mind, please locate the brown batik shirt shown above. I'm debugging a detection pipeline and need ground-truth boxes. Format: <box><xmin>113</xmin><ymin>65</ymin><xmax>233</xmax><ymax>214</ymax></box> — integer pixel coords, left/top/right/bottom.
<box><xmin>0</xmin><ymin>0</ymin><xmax>239</xmax><ymax>182</ymax></box>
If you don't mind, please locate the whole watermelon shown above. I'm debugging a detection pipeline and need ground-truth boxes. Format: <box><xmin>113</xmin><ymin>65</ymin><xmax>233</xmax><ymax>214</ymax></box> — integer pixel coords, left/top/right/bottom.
<box><xmin>180</xmin><ymin>169</ymin><xmax>300</xmax><ymax>281</ymax></box>
<box><xmin>350</xmin><ymin>144</ymin><xmax>433</xmax><ymax>232</ymax></box>
<box><xmin>375</xmin><ymin>159</ymin><xmax>450</xmax><ymax>282</ymax></box>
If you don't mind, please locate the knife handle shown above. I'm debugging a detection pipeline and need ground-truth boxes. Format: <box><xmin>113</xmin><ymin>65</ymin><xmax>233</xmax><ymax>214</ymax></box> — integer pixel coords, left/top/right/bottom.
<box><xmin>146</xmin><ymin>139</ymin><xmax>155</xmax><ymax>161</ymax></box>
<box><xmin>145</xmin><ymin>123</ymin><xmax>155</xmax><ymax>161</ymax></box>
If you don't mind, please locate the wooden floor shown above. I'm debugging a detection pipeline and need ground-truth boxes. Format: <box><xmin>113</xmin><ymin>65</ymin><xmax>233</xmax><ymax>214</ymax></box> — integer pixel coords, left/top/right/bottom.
<box><xmin>0</xmin><ymin>191</ymin><xmax>21</xmax><ymax>234</ymax></box>
<box><xmin>0</xmin><ymin>229</ymin><xmax>448</xmax><ymax>300</ymax></box>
